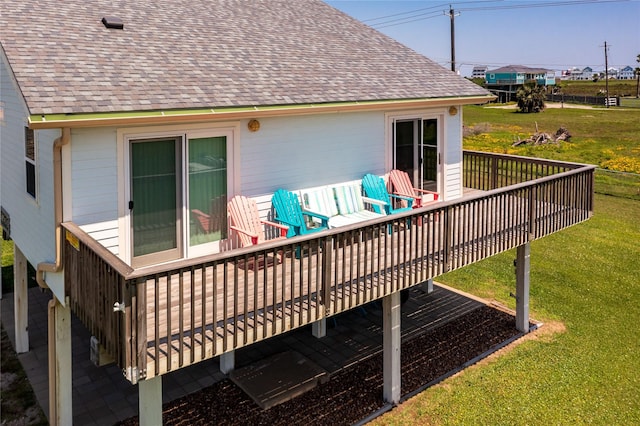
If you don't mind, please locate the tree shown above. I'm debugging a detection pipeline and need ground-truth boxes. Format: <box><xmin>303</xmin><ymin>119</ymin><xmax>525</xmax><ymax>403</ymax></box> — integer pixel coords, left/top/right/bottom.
<box><xmin>516</xmin><ymin>82</ymin><xmax>546</xmax><ymax>113</ymax></box>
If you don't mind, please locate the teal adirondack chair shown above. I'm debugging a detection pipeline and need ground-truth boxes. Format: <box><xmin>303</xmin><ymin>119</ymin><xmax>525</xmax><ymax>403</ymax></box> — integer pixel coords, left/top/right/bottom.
<box><xmin>362</xmin><ymin>174</ymin><xmax>413</xmax><ymax>215</ymax></box>
<box><xmin>272</xmin><ymin>189</ymin><xmax>329</xmax><ymax>238</ymax></box>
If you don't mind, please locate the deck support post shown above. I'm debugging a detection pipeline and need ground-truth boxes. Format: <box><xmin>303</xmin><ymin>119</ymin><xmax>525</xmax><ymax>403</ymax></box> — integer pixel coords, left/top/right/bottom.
<box><xmin>220</xmin><ymin>350</ymin><xmax>235</xmax><ymax>374</ymax></box>
<box><xmin>139</xmin><ymin>376</ymin><xmax>162</xmax><ymax>426</ymax></box>
<box><xmin>312</xmin><ymin>318</ymin><xmax>326</xmax><ymax>338</ymax></box>
<box><xmin>421</xmin><ymin>278</ymin><xmax>434</xmax><ymax>294</ymax></box>
<box><xmin>382</xmin><ymin>291</ymin><xmax>401</xmax><ymax>404</ymax></box>
<box><xmin>13</xmin><ymin>244</ymin><xmax>29</xmax><ymax>353</ymax></box>
<box><xmin>48</xmin><ymin>296</ymin><xmax>72</xmax><ymax>426</ymax></box>
<box><xmin>515</xmin><ymin>242</ymin><xmax>531</xmax><ymax>332</ymax></box>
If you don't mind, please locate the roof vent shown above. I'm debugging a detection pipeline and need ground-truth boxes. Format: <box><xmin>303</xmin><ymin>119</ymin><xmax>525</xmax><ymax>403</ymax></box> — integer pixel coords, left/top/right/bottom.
<box><xmin>102</xmin><ymin>16</ymin><xmax>124</xmax><ymax>30</ymax></box>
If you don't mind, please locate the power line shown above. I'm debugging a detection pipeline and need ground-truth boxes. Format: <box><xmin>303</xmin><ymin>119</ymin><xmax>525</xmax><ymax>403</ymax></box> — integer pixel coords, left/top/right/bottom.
<box><xmin>458</xmin><ymin>0</ymin><xmax>630</xmax><ymax>12</ymax></box>
<box><xmin>361</xmin><ymin>2</ymin><xmax>449</xmax><ymax>23</ymax></box>
<box><xmin>368</xmin><ymin>0</ymin><xmax>630</xmax><ymax>29</ymax></box>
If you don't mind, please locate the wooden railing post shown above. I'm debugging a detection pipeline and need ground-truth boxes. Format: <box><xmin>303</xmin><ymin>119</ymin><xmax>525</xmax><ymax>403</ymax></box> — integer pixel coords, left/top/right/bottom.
<box><xmin>136</xmin><ymin>278</ymin><xmax>148</xmax><ymax>381</ymax></box>
<box><xmin>491</xmin><ymin>156</ymin><xmax>499</xmax><ymax>190</ymax></box>
<box><xmin>528</xmin><ymin>187</ymin><xmax>536</xmax><ymax>241</ymax></box>
<box><xmin>444</xmin><ymin>205</ymin><xmax>453</xmax><ymax>272</ymax></box>
<box><xmin>320</xmin><ymin>236</ymin><xmax>333</xmax><ymax>316</ymax></box>
<box><xmin>121</xmin><ymin>279</ymin><xmax>139</xmax><ymax>384</ymax></box>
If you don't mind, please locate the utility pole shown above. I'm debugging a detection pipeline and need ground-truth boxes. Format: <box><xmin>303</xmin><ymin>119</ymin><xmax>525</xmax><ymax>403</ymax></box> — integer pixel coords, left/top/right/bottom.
<box><xmin>447</xmin><ymin>6</ymin><xmax>460</xmax><ymax>73</ymax></box>
<box><xmin>604</xmin><ymin>41</ymin><xmax>610</xmax><ymax>108</ymax></box>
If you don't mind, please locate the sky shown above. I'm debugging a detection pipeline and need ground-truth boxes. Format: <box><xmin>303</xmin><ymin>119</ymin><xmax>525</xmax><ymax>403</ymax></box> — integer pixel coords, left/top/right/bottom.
<box><xmin>326</xmin><ymin>0</ymin><xmax>640</xmax><ymax>77</ymax></box>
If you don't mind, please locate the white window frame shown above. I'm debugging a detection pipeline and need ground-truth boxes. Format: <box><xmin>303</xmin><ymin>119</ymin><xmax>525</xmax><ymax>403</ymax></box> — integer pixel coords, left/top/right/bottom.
<box><xmin>24</xmin><ymin>126</ymin><xmax>38</xmax><ymax>200</ymax></box>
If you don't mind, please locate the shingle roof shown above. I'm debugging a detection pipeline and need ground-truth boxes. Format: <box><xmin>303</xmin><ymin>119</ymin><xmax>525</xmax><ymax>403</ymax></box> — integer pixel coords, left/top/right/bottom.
<box><xmin>489</xmin><ymin>65</ymin><xmax>551</xmax><ymax>74</ymax></box>
<box><xmin>1</xmin><ymin>0</ymin><xmax>490</xmax><ymax>115</ymax></box>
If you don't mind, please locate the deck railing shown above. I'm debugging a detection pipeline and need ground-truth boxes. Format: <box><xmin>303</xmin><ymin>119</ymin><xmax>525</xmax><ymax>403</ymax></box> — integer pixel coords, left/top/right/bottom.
<box><xmin>62</xmin><ymin>152</ymin><xmax>595</xmax><ymax>383</ymax></box>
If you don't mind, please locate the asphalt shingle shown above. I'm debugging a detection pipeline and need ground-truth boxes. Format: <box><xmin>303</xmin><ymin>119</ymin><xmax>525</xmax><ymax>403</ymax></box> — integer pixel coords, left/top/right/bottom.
<box><xmin>1</xmin><ymin>0</ymin><xmax>490</xmax><ymax>115</ymax></box>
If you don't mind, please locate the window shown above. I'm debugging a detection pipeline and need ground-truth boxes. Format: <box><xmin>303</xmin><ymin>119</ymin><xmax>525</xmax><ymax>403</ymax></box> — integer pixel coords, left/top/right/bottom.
<box><xmin>25</xmin><ymin>127</ymin><xmax>36</xmax><ymax>198</ymax></box>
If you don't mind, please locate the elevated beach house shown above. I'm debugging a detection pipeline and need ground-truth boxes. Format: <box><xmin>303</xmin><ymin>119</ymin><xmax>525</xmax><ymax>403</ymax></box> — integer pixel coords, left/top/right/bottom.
<box><xmin>0</xmin><ymin>0</ymin><xmax>594</xmax><ymax>424</ymax></box>
<box><xmin>485</xmin><ymin>65</ymin><xmax>556</xmax><ymax>102</ymax></box>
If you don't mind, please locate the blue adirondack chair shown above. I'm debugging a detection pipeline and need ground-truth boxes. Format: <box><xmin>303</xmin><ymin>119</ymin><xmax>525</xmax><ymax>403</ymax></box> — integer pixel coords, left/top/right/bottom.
<box><xmin>361</xmin><ymin>174</ymin><xmax>414</xmax><ymax>215</ymax></box>
<box><xmin>271</xmin><ymin>189</ymin><xmax>329</xmax><ymax>238</ymax></box>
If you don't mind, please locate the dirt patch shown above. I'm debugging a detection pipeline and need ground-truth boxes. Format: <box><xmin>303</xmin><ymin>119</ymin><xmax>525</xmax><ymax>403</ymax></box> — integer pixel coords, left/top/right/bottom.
<box><xmin>0</xmin><ymin>325</ymin><xmax>47</xmax><ymax>426</ymax></box>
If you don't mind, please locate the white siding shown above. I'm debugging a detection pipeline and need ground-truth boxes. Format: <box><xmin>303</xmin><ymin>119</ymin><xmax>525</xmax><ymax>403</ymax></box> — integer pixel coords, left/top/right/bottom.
<box><xmin>70</xmin><ymin>127</ymin><xmax>120</xmax><ymax>253</ymax></box>
<box><xmin>443</xmin><ymin>108</ymin><xmax>463</xmax><ymax>200</ymax></box>
<box><xmin>1</xmin><ymin>50</ymin><xmax>59</xmax><ymax>279</ymax></box>
<box><xmin>239</xmin><ymin>111</ymin><xmax>386</xmax><ymax>196</ymax></box>
<box><xmin>9</xmin><ymin>107</ymin><xmax>462</xmax><ymax>264</ymax></box>
<box><xmin>68</xmin><ymin>112</ymin><xmax>387</xmax><ymax>257</ymax></box>
<box><xmin>71</xmin><ymin>127</ymin><xmax>119</xmax><ymax>224</ymax></box>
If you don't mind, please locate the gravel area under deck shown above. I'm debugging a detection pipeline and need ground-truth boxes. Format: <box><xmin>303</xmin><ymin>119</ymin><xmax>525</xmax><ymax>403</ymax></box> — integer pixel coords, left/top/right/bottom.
<box><xmin>118</xmin><ymin>305</ymin><xmax>523</xmax><ymax>425</ymax></box>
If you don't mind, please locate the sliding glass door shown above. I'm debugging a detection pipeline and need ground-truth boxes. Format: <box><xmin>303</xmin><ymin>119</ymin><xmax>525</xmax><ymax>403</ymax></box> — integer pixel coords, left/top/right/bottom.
<box><xmin>129</xmin><ymin>130</ymin><xmax>232</xmax><ymax>266</ymax></box>
<box><xmin>393</xmin><ymin>117</ymin><xmax>440</xmax><ymax>193</ymax></box>
<box><xmin>130</xmin><ymin>137</ymin><xmax>182</xmax><ymax>266</ymax></box>
<box><xmin>187</xmin><ymin>135</ymin><xmax>228</xmax><ymax>256</ymax></box>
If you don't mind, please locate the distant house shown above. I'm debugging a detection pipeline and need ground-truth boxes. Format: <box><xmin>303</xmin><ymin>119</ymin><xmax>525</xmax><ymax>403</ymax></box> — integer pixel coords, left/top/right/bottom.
<box><xmin>580</xmin><ymin>67</ymin><xmax>595</xmax><ymax>80</ymax></box>
<box><xmin>0</xmin><ymin>1</ymin><xmax>594</xmax><ymax>425</ymax></box>
<box><xmin>486</xmin><ymin>65</ymin><xmax>555</xmax><ymax>86</ymax></box>
<box><xmin>563</xmin><ymin>67</ymin><xmax>584</xmax><ymax>80</ymax></box>
<box><xmin>471</xmin><ymin>66</ymin><xmax>488</xmax><ymax>79</ymax></box>
<box><xmin>619</xmin><ymin>66</ymin><xmax>635</xmax><ymax>80</ymax></box>
<box><xmin>485</xmin><ymin>65</ymin><xmax>555</xmax><ymax>102</ymax></box>
<box><xmin>607</xmin><ymin>67</ymin><xmax>619</xmax><ymax>79</ymax></box>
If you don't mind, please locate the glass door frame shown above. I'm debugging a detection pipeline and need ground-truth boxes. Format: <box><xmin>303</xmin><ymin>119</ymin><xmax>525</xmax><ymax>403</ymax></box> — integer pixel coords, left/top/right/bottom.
<box><xmin>386</xmin><ymin>111</ymin><xmax>444</xmax><ymax>196</ymax></box>
<box><xmin>129</xmin><ymin>136</ymin><xmax>183</xmax><ymax>268</ymax></box>
<box><xmin>118</xmin><ymin>122</ymin><xmax>239</xmax><ymax>266</ymax></box>
<box><xmin>184</xmin><ymin>128</ymin><xmax>234</xmax><ymax>258</ymax></box>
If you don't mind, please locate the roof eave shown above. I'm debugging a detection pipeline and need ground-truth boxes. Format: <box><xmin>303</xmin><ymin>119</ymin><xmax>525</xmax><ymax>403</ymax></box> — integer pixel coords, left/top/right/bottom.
<box><xmin>28</xmin><ymin>95</ymin><xmax>495</xmax><ymax>130</ymax></box>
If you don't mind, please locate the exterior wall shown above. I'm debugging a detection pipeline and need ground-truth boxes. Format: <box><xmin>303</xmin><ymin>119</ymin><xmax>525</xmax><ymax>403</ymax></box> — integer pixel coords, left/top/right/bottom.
<box><xmin>487</xmin><ymin>72</ymin><xmax>525</xmax><ymax>85</ymax></box>
<box><xmin>443</xmin><ymin>108</ymin><xmax>463</xmax><ymax>200</ymax></box>
<box><xmin>62</xmin><ymin>107</ymin><xmax>461</xmax><ymax>264</ymax></box>
<box><xmin>70</xmin><ymin>127</ymin><xmax>120</xmax><ymax>253</ymax></box>
<box><xmin>1</xmin><ymin>50</ymin><xmax>59</xmax><ymax>286</ymax></box>
<box><xmin>69</xmin><ymin>111</ymin><xmax>386</xmax><ymax>259</ymax></box>
<box><xmin>487</xmin><ymin>71</ymin><xmax>554</xmax><ymax>86</ymax></box>
<box><xmin>239</xmin><ymin>112</ymin><xmax>385</xmax><ymax>195</ymax></box>
<box><xmin>471</xmin><ymin>67</ymin><xmax>487</xmax><ymax>79</ymax></box>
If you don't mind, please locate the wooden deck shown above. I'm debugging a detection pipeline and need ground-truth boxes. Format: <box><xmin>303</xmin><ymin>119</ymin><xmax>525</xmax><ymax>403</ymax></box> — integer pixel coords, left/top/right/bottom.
<box><xmin>62</xmin><ymin>151</ymin><xmax>595</xmax><ymax>383</ymax></box>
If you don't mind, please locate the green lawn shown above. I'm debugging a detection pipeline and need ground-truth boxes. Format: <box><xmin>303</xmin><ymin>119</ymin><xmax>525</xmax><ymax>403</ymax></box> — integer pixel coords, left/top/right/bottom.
<box><xmin>1</xmin><ymin>239</ymin><xmax>14</xmax><ymax>294</ymax></box>
<box><xmin>373</xmin><ymin>105</ymin><xmax>640</xmax><ymax>424</ymax></box>
<box><xmin>464</xmin><ymin>105</ymin><xmax>640</xmax><ymax>199</ymax></box>
<box><xmin>374</xmin><ymin>194</ymin><xmax>640</xmax><ymax>425</ymax></box>
<box><xmin>556</xmin><ymin>79</ymin><xmax>638</xmax><ymax>98</ymax></box>
<box><xmin>463</xmin><ymin>105</ymin><xmax>640</xmax><ymax>169</ymax></box>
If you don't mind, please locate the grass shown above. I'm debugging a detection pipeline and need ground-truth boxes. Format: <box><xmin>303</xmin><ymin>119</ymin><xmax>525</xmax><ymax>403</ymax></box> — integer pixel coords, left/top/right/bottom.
<box><xmin>464</xmin><ymin>105</ymin><xmax>640</xmax><ymax>199</ymax></box>
<box><xmin>372</xmin><ymin>194</ymin><xmax>640</xmax><ymax>425</ymax></box>
<box><xmin>463</xmin><ymin>105</ymin><xmax>640</xmax><ymax>168</ymax></box>
<box><xmin>555</xmin><ymin>79</ymin><xmax>638</xmax><ymax>98</ymax></box>
<box><xmin>620</xmin><ymin>97</ymin><xmax>640</xmax><ymax>108</ymax></box>
<box><xmin>371</xmin><ymin>105</ymin><xmax>640</xmax><ymax>424</ymax></box>
<box><xmin>1</xmin><ymin>239</ymin><xmax>14</xmax><ymax>294</ymax></box>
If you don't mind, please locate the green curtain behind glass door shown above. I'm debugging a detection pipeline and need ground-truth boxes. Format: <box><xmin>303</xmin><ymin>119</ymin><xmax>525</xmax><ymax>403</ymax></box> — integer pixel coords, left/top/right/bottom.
<box><xmin>131</xmin><ymin>138</ymin><xmax>179</xmax><ymax>257</ymax></box>
<box><xmin>422</xmin><ymin>119</ymin><xmax>438</xmax><ymax>182</ymax></box>
<box><xmin>188</xmin><ymin>136</ymin><xmax>227</xmax><ymax>246</ymax></box>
